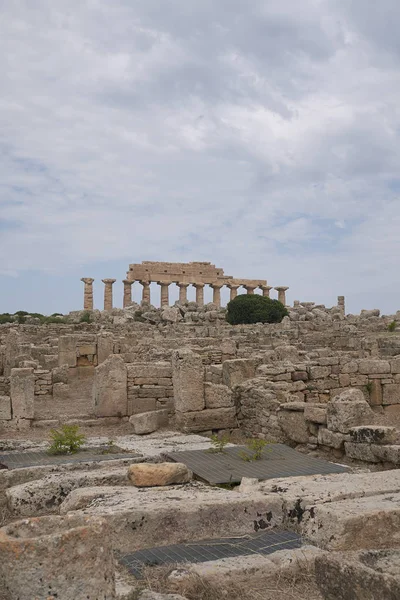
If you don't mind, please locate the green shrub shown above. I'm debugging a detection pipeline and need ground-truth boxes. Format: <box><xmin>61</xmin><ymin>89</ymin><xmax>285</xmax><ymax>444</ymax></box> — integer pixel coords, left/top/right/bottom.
<box><xmin>48</xmin><ymin>425</ymin><xmax>86</xmax><ymax>455</ymax></box>
<box><xmin>226</xmin><ymin>294</ymin><xmax>288</xmax><ymax>325</ymax></box>
<box><xmin>239</xmin><ymin>438</ymin><xmax>270</xmax><ymax>462</ymax></box>
<box><xmin>44</xmin><ymin>316</ymin><xmax>67</xmax><ymax>324</ymax></box>
<box><xmin>0</xmin><ymin>314</ymin><xmax>15</xmax><ymax>324</ymax></box>
<box><xmin>208</xmin><ymin>433</ymin><xmax>230</xmax><ymax>454</ymax></box>
<box><xmin>80</xmin><ymin>311</ymin><xmax>92</xmax><ymax>323</ymax></box>
<box><xmin>388</xmin><ymin>321</ymin><xmax>397</xmax><ymax>332</ymax></box>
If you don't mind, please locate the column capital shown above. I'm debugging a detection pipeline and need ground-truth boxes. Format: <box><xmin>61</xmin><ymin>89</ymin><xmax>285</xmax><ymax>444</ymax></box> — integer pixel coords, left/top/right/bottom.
<box><xmin>245</xmin><ymin>285</ymin><xmax>256</xmax><ymax>293</ymax></box>
<box><xmin>193</xmin><ymin>282</ymin><xmax>205</xmax><ymax>288</ymax></box>
<box><xmin>122</xmin><ymin>279</ymin><xmax>133</xmax><ymax>285</ymax></box>
<box><xmin>260</xmin><ymin>285</ymin><xmax>272</xmax><ymax>292</ymax></box>
<box><xmin>102</xmin><ymin>279</ymin><xmax>116</xmax><ymax>285</ymax></box>
<box><xmin>210</xmin><ymin>282</ymin><xmax>223</xmax><ymax>289</ymax></box>
<box><xmin>274</xmin><ymin>286</ymin><xmax>289</xmax><ymax>292</ymax></box>
<box><xmin>227</xmin><ymin>283</ymin><xmax>239</xmax><ymax>290</ymax></box>
<box><xmin>177</xmin><ymin>282</ymin><xmax>189</xmax><ymax>288</ymax></box>
<box><xmin>81</xmin><ymin>278</ymin><xmax>94</xmax><ymax>284</ymax></box>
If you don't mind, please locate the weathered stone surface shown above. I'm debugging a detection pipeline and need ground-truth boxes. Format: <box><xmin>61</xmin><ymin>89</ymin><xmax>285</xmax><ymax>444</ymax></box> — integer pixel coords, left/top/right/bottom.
<box><xmin>222</xmin><ymin>359</ymin><xmax>257</xmax><ymax>388</ymax></box>
<box><xmin>280</xmin><ymin>402</ymin><xmax>306</xmax><ymax>411</ymax></box>
<box><xmin>369</xmin><ymin>379</ymin><xmax>383</xmax><ymax>406</ymax></box>
<box><xmin>204</xmin><ymin>383</ymin><xmax>233</xmax><ymax>409</ymax></box>
<box><xmin>318</xmin><ymin>427</ymin><xmax>349</xmax><ymax>449</ymax></box>
<box><xmin>309</xmin><ymin>366</ymin><xmax>331</xmax><ymax>380</ymax></box>
<box><xmin>93</xmin><ymin>355</ymin><xmax>127</xmax><ymax>417</ymax></box>
<box><xmin>176</xmin><ymin>407</ymin><xmax>237</xmax><ymax>432</ymax></box>
<box><xmin>0</xmin><ymin>515</ymin><xmax>115</xmax><ymax>600</ymax></box>
<box><xmin>52</xmin><ymin>364</ymin><xmax>69</xmax><ymax>384</ymax></box>
<box><xmin>129</xmin><ymin>410</ymin><xmax>168</xmax><ymax>434</ymax></box>
<box><xmin>371</xmin><ymin>444</ymin><xmax>400</xmax><ymax>464</ymax></box>
<box><xmin>383</xmin><ymin>384</ymin><xmax>400</xmax><ymax>405</ymax></box>
<box><xmin>127</xmin><ymin>463</ymin><xmax>192</xmax><ymax>487</ymax></box>
<box><xmin>278</xmin><ymin>410</ymin><xmax>309</xmax><ymax>443</ymax></box>
<box><xmin>315</xmin><ymin>551</ymin><xmax>400</xmax><ymax>600</ymax></box>
<box><xmin>291</xmin><ymin>371</ymin><xmax>308</xmax><ymax>382</ymax></box>
<box><xmin>349</xmin><ymin>425</ymin><xmax>398</xmax><ymax>445</ymax></box>
<box><xmin>359</xmin><ymin>359</ymin><xmax>390</xmax><ymax>374</ymax></box>
<box><xmin>58</xmin><ymin>335</ymin><xmax>77</xmax><ymax>367</ymax></box>
<box><xmin>327</xmin><ymin>389</ymin><xmax>375</xmax><ymax>433</ymax></box>
<box><xmin>0</xmin><ymin>396</ymin><xmax>11</xmax><ymax>420</ymax></box>
<box><xmin>172</xmin><ymin>349</ymin><xmax>205</xmax><ymax>413</ymax></box>
<box><xmin>140</xmin><ymin>592</ymin><xmax>188</xmax><ymax>600</ymax></box>
<box><xmin>344</xmin><ymin>442</ymin><xmax>380</xmax><ymax>463</ymax></box>
<box><xmin>304</xmin><ymin>404</ymin><xmax>327</xmax><ymax>424</ymax></box>
<box><xmin>161</xmin><ymin>307</ymin><xmax>183</xmax><ymax>323</ymax></box>
<box><xmin>97</xmin><ymin>332</ymin><xmax>114</xmax><ymax>364</ymax></box>
<box><xmin>10</xmin><ymin>368</ymin><xmax>34</xmax><ymax>419</ymax></box>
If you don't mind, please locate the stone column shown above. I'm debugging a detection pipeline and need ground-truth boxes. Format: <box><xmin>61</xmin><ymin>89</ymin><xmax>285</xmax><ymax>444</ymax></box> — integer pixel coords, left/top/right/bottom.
<box><xmin>102</xmin><ymin>279</ymin><xmax>116</xmax><ymax>311</ymax></box>
<box><xmin>81</xmin><ymin>278</ymin><xmax>94</xmax><ymax>311</ymax></box>
<box><xmin>140</xmin><ymin>281</ymin><xmax>151</xmax><ymax>304</ymax></box>
<box><xmin>228</xmin><ymin>285</ymin><xmax>239</xmax><ymax>301</ymax></box>
<box><xmin>177</xmin><ymin>283</ymin><xmax>189</xmax><ymax>304</ymax></box>
<box><xmin>159</xmin><ymin>281</ymin><xmax>170</xmax><ymax>307</ymax></box>
<box><xmin>122</xmin><ymin>279</ymin><xmax>133</xmax><ymax>308</ymax></box>
<box><xmin>245</xmin><ymin>285</ymin><xmax>256</xmax><ymax>295</ymax></box>
<box><xmin>260</xmin><ymin>285</ymin><xmax>273</xmax><ymax>298</ymax></box>
<box><xmin>338</xmin><ymin>296</ymin><xmax>345</xmax><ymax>315</ymax></box>
<box><xmin>194</xmin><ymin>283</ymin><xmax>205</xmax><ymax>306</ymax></box>
<box><xmin>275</xmin><ymin>286</ymin><xmax>289</xmax><ymax>305</ymax></box>
<box><xmin>211</xmin><ymin>284</ymin><xmax>223</xmax><ymax>308</ymax></box>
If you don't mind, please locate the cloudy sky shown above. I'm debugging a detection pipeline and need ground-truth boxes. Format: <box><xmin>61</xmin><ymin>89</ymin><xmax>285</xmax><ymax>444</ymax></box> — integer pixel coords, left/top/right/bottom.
<box><xmin>1</xmin><ymin>0</ymin><xmax>400</xmax><ymax>314</ymax></box>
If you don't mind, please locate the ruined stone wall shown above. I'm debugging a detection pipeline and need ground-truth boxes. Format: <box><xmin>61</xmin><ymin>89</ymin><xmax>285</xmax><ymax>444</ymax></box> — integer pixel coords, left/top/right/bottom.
<box><xmin>127</xmin><ymin>363</ymin><xmax>173</xmax><ymax>416</ymax></box>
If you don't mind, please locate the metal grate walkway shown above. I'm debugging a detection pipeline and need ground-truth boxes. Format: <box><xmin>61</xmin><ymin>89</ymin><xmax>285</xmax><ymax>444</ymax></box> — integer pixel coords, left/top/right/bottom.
<box><xmin>0</xmin><ymin>449</ymin><xmax>139</xmax><ymax>469</ymax></box>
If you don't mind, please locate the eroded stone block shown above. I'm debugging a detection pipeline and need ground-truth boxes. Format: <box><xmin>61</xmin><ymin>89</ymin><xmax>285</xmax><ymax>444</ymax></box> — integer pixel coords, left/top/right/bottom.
<box><xmin>93</xmin><ymin>355</ymin><xmax>127</xmax><ymax>417</ymax></box>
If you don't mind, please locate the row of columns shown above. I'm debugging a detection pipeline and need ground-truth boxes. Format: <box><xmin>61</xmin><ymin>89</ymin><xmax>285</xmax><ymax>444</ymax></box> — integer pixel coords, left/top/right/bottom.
<box><xmin>81</xmin><ymin>278</ymin><xmax>289</xmax><ymax>311</ymax></box>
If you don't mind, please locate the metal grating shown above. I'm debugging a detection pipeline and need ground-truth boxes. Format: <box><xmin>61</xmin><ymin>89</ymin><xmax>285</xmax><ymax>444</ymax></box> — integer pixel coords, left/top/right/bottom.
<box><xmin>0</xmin><ymin>449</ymin><xmax>139</xmax><ymax>470</ymax></box>
<box><xmin>165</xmin><ymin>444</ymin><xmax>349</xmax><ymax>484</ymax></box>
<box><xmin>119</xmin><ymin>529</ymin><xmax>302</xmax><ymax>578</ymax></box>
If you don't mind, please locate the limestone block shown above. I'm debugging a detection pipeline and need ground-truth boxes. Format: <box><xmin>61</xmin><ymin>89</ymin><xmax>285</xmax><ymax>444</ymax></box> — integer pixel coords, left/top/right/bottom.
<box><xmin>127</xmin><ymin>463</ymin><xmax>192</xmax><ymax>487</ymax></box>
<box><xmin>0</xmin><ymin>515</ymin><xmax>115</xmax><ymax>600</ymax></box>
<box><xmin>93</xmin><ymin>355</ymin><xmax>128</xmax><ymax>417</ymax></box>
<box><xmin>220</xmin><ymin>339</ymin><xmax>237</xmax><ymax>359</ymax></box>
<box><xmin>78</xmin><ymin>344</ymin><xmax>96</xmax><ymax>356</ymax></box>
<box><xmin>341</xmin><ymin>360</ymin><xmax>359</xmax><ymax>374</ymax></box>
<box><xmin>97</xmin><ymin>333</ymin><xmax>114</xmax><ymax>365</ymax></box>
<box><xmin>58</xmin><ymin>335</ymin><xmax>77</xmax><ymax>367</ymax></box>
<box><xmin>10</xmin><ymin>368</ymin><xmax>34</xmax><ymax>419</ymax></box>
<box><xmin>349</xmin><ymin>426</ymin><xmax>398</xmax><ymax>445</ymax></box>
<box><xmin>358</xmin><ymin>359</ymin><xmax>390</xmax><ymax>375</ymax></box>
<box><xmin>369</xmin><ymin>379</ymin><xmax>383</xmax><ymax>406</ymax></box>
<box><xmin>327</xmin><ymin>389</ymin><xmax>375</xmax><ymax>434</ymax></box>
<box><xmin>390</xmin><ymin>358</ymin><xmax>400</xmax><ymax>374</ymax></box>
<box><xmin>304</xmin><ymin>404</ymin><xmax>327</xmax><ymax>424</ymax></box>
<box><xmin>176</xmin><ymin>407</ymin><xmax>237</xmax><ymax>432</ymax></box>
<box><xmin>291</xmin><ymin>371</ymin><xmax>308</xmax><ymax>382</ymax></box>
<box><xmin>278</xmin><ymin>410</ymin><xmax>309</xmax><ymax>443</ymax></box>
<box><xmin>139</xmin><ymin>592</ymin><xmax>188</xmax><ymax>600</ymax></box>
<box><xmin>315</xmin><ymin>551</ymin><xmax>400</xmax><ymax>600</ymax></box>
<box><xmin>172</xmin><ymin>349</ymin><xmax>205</xmax><ymax>413</ymax></box>
<box><xmin>0</xmin><ymin>396</ymin><xmax>11</xmax><ymax>420</ymax></box>
<box><xmin>318</xmin><ymin>427</ymin><xmax>349</xmax><ymax>449</ymax></box>
<box><xmin>204</xmin><ymin>383</ymin><xmax>234</xmax><ymax>409</ymax></box>
<box><xmin>52</xmin><ymin>364</ymin><xmax>69</xmax><ymax>384</ymax></box>
<box><xmin>383</xmin><ymin>384</ymin><xmax>400</xmax><ymax>405</ymax></box>
<box><xmin>344</xmin><ymin>442</ymin><xmax>380</xmax><ymax>463</ymax></box>
<box><xmin>371</xmin><ymin>445</ymin><xmax>400</xmax><ymax>464</ymax></box>
<box><xmin>273</xmin><ymin>345</ymin><xmax>299</xmax><ymax>362</ymax></box>
<box><xmin>222</xmin><ymin>359</ymin><xmax>257</xmax><ymax>388</ymax></box>
<box><xmin>129</xmin><ymin>410</ymin><xmax>168</xmax><ymax>435</ymax></box>
<box><xmin>384</xmin><ymin>405</ymin><xmax>400</xmax><ymax>417</ymax></box>
<box><xmin>161</xmin><ymin>307</ymin><xmax>183</xmax><ymax>323</ymax></box>
<box><xmin>309</xmin><ymin>366</ymin><xmax>331</xmax><ymax>380</ymax></box>
<box><xmin>339</xmin><ymin>373</ymin><xmax>351</xmax><ymax>387</ymax></box>
<box><xmin>281</xmin><ymin>402</ymin><xmax>306</xmax><ymax>411</ymax></box>
<box><xmin>128</xmin><ymin>363</ymin><xmax>172</xmax><ymax>379</ymax></box>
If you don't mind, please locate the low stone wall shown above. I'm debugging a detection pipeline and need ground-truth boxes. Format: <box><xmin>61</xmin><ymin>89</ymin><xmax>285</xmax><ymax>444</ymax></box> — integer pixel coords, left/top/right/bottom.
<box><xmin>127</xmin><ymin>363</ymin><xmax>173</xmax><ymax>416</ymax></box>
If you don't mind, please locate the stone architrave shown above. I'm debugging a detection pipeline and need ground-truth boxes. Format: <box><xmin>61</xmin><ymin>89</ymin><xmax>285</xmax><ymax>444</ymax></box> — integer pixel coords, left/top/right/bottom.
<box><xmin>10</xmin><ymin>368</ymin><xmax>35</xmax><ymax>419</ymax></box>
<box><xmin>275</xmin><ymin>286</ymin><xmax>289</xmax><ymax>305</ymax></box>
<box><xmin>93</xmin><ymin>355</ymin><xmax>128</xmax><ymax>417</ymax></box>
<box><xmin>211</xmin><ymin>284</ymin><xmax>223</xmax><ymax>307</ymax></box>
<box><xmin>194</xmin><ymin>283</ymin><xmax>205</xmax><ymax>306</ymax></box>
<box><xmin>172</xmin><ymin>349</ymin><xmax>205</xmax><ymax>412</ymax></box>
<box><xmin>122</xmin><ymin>279</ymin><xmax>133</xmax><ymax>308</ymax></box>
<box><xmin>80</xmin><ymin>278</ymin><xmax>94</xmax><ymax>311</ymax></box>
<box><xmin>102</xmin><ymin>279</ymin><xmax>116</xmax><ymax>311</ymax></box>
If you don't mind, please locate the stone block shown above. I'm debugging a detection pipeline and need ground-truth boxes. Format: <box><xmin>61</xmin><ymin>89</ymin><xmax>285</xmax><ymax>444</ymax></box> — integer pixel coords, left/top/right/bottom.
<box><xmin>371</xmin><ymin>445</ymin><xmax>400</xmax><ymax>464</ymax></box>
<box><xmin>97</xmin><ymin>333</ymin><xmax>114</xmax><ymax>365</ymax></box>
<box><xmin>204</xmin><ymin>383</ymin><xmax>233</xmax><ymax>409</ymax></box>
<box><xmin>58</xmin><ymin>335</ymin><xmax>77</xmax><ymax>367</ymax></box>
<box><xmin>10</xmin><ymin>368</ymin><xmax>34</xmax><ymax>419</ymax></box>
<box><xmin>128</xmin><ymin>363</ymin><xmax>172</xmax><ymax>379</ymax></box>
<box><xmin>52</xmin><ymin>365</ymin><xmax>69</xmax><ymax>384</ymax></box>
<box><xmin>304</xmin><ymin>405</ymin><xmax>327</xmax><ymax>424</ymax></box>
<box><xmin>369</xmin><ymin>379</ymin><xmax>383</xmax><ymax>406</ymax></box>
<box><xmin>315</xmin><ymin>551</ymin><xmax>400</xmax><ymax>600</ymax></box>
<box><xmin>291</xmin><ymin>371</ymin><xmax>308</xmax><ymax>382</ymax></box>
<box><xmin>281</xmin><ymin>402</ymin><xmax>306</xmax><ymax>411</ymax></box>
<box><xmin>383</xmin><ymin>384</ymin><xmax>400</xmax><ymax>405</ymax></box>
<box><xmin>222</xmin><ymin>359</ymin><xmax>257</xmax><ymax>388</ymax></box>
<box><xmin>278</xmin><ymin>410</ymin><xmax>309</xmax><ymax>443</ymax></box>
<box><xmin>309</xmin><ymin>366</ymin><xmax>331</xmax><ymax>380</ymax></box>
<box><xmin>0</xmin><ymin>396</ymin><xmax>11</xmax><ymax>420</ymax></box>
<box><xmin>172</xmin><ymin>349</ymin><xmax>205</xmax><ymax>413</ymax></box>
<box><xmin>127</xmin><ymin>463</ymin><xmax>192</xmax><ymax>487</ymax></box>
<box><xmin>77</xmin><ymin>344</ymin><xmax>96</xmax><ymax>356</ymax></box>
<box><xmin>358</xmin><ymin>359</ymin><xmax>390</xmax><ymax>375</ymax></box>
<box><xmin>327</xmin><ymin>389</ymin><xmax>375</xmax><ymax>434</ymax></box>
<box><xmin>349</xmin><ymin>426</ymin><xmax>398</xmax><ymax>445</ymax></box>
<box><xmin>339</xmin><ymin>373</ymin><xmax>351</xmax><ymax>387</ymax></box>
<box><xmin>344</xmin><ymin>442</ymin><xmax>380</xmax><ymax>462</ymax></box>
<box><xmin>318</xmin><ymin>427</ymin><xmax>349</xmax><ymax>449</ymax></box>
<box><xmin>384</xmin><ymin>405</ymin><xmax>400</xmax><ymax>417</ymax></box>
<box><xmin>341</xmin><ymin>361</ymin><xmax>359</xmax><ymax>374</ymax></box>
<box><xmin>390</xmin><ymin>358</ymin><xmax>400</xmax><ymax>374</ymax></box>
<box><xmin>176</xmin><ymin>407</ymin><xmax>237</xmax><ymax>432</ymax></box>
<box><xmin>93</xmin><ymin>355</ymin><xmax>128</xmax><ymax>417</ymax></box>
<box><xmin>129</xmin><ymin>410</ymin><xmax>169</xmax><ymax>435</ymax></box>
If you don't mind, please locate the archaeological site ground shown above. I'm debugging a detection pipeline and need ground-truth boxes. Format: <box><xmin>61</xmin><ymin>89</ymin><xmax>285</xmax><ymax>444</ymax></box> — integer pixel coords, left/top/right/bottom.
<box><xmin>1</xmin><ymin>261</ymin><xmax>400</xmax><ymax>599</ymax></box>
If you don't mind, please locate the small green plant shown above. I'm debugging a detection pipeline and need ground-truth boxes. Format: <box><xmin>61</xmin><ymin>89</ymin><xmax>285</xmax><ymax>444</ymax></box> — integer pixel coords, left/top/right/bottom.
<box><xmin>365</xmin><ymin>381</ymin><xmax>373</xmax><ymax>395</ymax></box>
<box><xmin>239</xmin><ymin>438</ymin><xmax>270</xmax><ymax>462</ymax></box>
<box><xmin>388</xmin><ymin>321</ymin><xmax>397</xmax><ymax>332</ymax></box>
<box><xmin>208</xmin><ymin>433</ymin><xmax>230</xmax><ymax>454</ymax></box>
<box><xmin>80</xmin><ymin>311</ymin><xmax>92</xmax><ymax>323</ymax></box>
<box><xmin>48</xmin><ymin>425</ymin><xmax>86</xmax><ymax>455</ymax></box>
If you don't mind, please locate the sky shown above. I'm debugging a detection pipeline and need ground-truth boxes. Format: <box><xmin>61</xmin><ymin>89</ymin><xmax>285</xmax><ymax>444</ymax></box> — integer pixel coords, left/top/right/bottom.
<box><xmin>1</xmin><ymin>0</ymin><xmax>400</xmax><ymax>315</ymax></box>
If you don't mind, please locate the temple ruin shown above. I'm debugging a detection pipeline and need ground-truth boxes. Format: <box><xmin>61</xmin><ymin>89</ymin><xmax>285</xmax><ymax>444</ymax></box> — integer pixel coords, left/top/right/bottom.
<box><xmin>81</xmin><ymin>261</ymin><xmax>289</xmax><ymax>310</ymax></box>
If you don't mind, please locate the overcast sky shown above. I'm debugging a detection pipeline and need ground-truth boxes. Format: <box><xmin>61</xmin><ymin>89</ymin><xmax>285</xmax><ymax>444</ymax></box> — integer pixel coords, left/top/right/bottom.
<box><xmin>1</xmin><ymin>0</ymin><xmax>400</xmax><ymax>314</ymax></box>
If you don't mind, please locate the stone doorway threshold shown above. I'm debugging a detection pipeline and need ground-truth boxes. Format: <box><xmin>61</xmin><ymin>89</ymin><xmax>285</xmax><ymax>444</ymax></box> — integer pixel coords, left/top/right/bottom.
<box><xmin>166</xmin><ymin>444</ymin><xmax>349</xmax><ymax>484</ymax></box>
<box><xmin>119</xmin><ymin>528</ymin><xmax>302</xmax><ymax>578</ymax></box>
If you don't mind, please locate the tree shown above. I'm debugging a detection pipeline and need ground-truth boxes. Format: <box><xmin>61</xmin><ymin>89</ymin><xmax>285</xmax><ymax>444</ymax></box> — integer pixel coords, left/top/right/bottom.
<box><xmin>225</xmin><ymin>294</ymin><xmax>288</xmax><ymax>325</ymax></box>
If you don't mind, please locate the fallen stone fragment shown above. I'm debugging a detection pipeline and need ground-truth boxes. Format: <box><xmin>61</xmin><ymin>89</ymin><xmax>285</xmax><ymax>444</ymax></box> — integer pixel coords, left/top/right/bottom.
<box><xmin>128</xmin><ymin>462</ymin><xmax>193</xmax><ymax>487</ymax></box>
<box><xmin>129</xmin><ymin>410</ymin><xmax>169</xmax><ymax>435</ymax></box>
